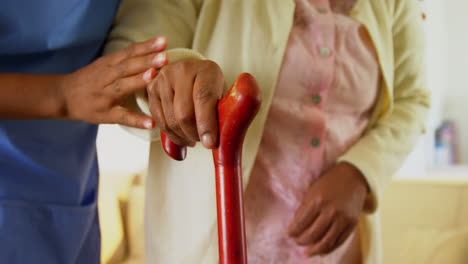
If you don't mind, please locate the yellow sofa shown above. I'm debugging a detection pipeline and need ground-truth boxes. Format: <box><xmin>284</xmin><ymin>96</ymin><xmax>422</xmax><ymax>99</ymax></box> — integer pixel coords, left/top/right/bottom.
<box><xmin>381</xmin><ymin>171</ymin><xmax>468</xmax><ymax>264</ymax></box>
<box><xmin>99</xmin><ymin>172</ymin><xmax>144</xmax><ymax>264</ymax></box>
<box><xmin>99</xmin><ymin>169</ymin><xmax>468</xmax><ymax>264</ymax></box>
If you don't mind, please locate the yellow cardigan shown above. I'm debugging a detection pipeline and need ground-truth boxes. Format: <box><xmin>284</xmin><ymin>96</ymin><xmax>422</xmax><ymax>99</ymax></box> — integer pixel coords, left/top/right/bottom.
<box><xmin>104</xmin><ymin>0</ymin><xmax>430</xmax><ymax>263</ymax></box>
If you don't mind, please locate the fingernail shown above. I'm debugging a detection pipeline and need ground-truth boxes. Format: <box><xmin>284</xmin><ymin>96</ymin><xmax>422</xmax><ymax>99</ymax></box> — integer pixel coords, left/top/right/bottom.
<box><xmin>142</xmin><ymin>68</ymin><xmax>155</xmax><ymax>82</ymax></box>
<box><xmin>201</xmin><ymin>133</ymin><xmax>215</xmax><ymax>149</ymax></box>
<box><xmin>152</xmin><ymin>36</ymin><xmax>167</xmax><ymax>49</ymax></box>
<box><xmin>144</xmin><ymin>119</ymin><xmax>154</xmax><ymax>129</ymax></box>
<box><xmin>152</xmin><ymin>52</ymin><xmax>167</xmax><ymax>66</ymax></box>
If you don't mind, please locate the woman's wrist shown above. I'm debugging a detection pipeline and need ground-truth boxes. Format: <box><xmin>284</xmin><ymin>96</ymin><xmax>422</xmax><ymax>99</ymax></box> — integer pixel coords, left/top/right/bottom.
<box><xmin>340</xmin><ymin>162</ymin><xmax>369</xmax><ymax>192</ymax></box>
<box><xmin>0</xmin><ymin>73</ymin><xmax>69</xmax><ymax>119</ymax></box>
<box><xmin>29</xmin><ymin>74</ymin><xmax>70</xmax><ymax>120</ymax></box>
<box><xmin>334</xmin><ymin>162</ymin><xmax>370</xmax><ymax>205</ymax></box>
<box><xmin>54</xmin><ymin>73</ymin><xmax>73</xmax><ymax>120</ymax></box>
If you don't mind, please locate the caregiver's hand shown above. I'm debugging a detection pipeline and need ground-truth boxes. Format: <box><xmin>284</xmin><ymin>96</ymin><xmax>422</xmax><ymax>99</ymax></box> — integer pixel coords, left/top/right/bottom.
<box><xmin>288</xmin><ymin>162</ymin><xmax>369</xmax><ymax>257</ymax></box>
<box><xmin>0</xmin><ymin>36</ymin><xmax>169</xmax><ymax>129</ymax></box>
<box><xmin>147</xmin><ymin>59</ymin><xmax>225</xmax><ymax>149</ymax></box>
<box><xmin>62</xmin><ymin>36</ymin><xmax>168</xmax><ymax>129</ymax></box>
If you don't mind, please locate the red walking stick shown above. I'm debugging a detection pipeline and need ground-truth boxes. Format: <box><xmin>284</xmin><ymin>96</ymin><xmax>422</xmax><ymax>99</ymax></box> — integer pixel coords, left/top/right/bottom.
<box><xmin>160</xmin><ymin>73</ymin><xmax>262</xmax><ymax>264</ymax></box>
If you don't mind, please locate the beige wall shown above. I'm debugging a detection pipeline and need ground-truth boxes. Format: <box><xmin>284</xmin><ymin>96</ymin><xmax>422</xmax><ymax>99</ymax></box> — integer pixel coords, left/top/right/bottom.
<box><xmin>444</xmin><ymin>0</ymin><xmax>468</xmax><ymax>163</ymax></box>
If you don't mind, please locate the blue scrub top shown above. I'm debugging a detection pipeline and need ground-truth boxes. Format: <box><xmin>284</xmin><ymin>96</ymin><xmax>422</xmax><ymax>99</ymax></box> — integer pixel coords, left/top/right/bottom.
<box><xmin>0</xmin><ymin>1</ymin><xmax>120</xmax><ymax>263</ymax></box>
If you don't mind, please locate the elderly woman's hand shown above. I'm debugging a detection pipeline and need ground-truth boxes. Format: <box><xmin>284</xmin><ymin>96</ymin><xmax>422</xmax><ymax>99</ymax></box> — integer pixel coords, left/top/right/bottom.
<box><xmin>146</xmin><ymin>59</ymin><xmax>225</xmax><ymax>149</ymax></box>
<box><xmin>288</xmin><ymin>162</ymin><xmax>369</xmax><ymax>257</ymax></box>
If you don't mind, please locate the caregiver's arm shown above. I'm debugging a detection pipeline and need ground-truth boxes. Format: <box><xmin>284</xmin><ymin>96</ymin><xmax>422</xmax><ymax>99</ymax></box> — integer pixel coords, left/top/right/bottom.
<box><xmin>337</xmin><ymin>0</ymin><xmax>431</xmax><ymax>212</ymax></box>
<box><xmin>0</xmin><ymin>37</ymin><xmax>168</xmax><ymax>129</ymax></box>
<box><xmin>104</xmin><ymin>0</ymin><xmax>205</xmax><ymax>141</ymax></box>
<box><xmin>0</xmin><ymin>73</ymin><xmax>70</xmax><ymax>119</ymax></box>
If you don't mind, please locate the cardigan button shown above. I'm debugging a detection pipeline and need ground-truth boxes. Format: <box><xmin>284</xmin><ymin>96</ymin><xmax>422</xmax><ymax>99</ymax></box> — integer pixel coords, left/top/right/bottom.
<box><xmin>317</xmin><ymin>7</ymin><xmax>328</xmax><ymax>14</ymax></box>
<box><xmin>311</xmin><ymin>138</ymin><xmax>320</xmax><ymax>147</ymax></box>
<box><xmin>320</xmin><ymin>47</ymin><xmax>331</xmax><ymax>57</ymax></box>
<box><xmin>312</xmin><ymin>94</ymin><xmax>322</xmax><ymax>105</ymax></box>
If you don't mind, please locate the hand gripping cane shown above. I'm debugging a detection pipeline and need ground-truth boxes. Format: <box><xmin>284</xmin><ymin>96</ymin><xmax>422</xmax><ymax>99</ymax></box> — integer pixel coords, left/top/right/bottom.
<box><xmin>161</xmin><ymin>73</ymin><xmax>261</xmax><ymax>264</ymax></box>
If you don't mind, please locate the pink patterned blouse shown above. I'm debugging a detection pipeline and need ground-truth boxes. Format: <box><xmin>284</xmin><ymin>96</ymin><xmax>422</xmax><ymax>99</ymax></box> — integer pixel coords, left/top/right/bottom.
<box><xmin>244</xmin><ymin>0</ymin><xmax>381</xmax><ymax>263</ymax></box>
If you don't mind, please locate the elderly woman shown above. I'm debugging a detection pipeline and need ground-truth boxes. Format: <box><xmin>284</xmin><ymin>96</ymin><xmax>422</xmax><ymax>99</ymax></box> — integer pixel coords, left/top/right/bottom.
<box><xmin>106</xmin><ymin>0</ymin><xmax>430</xmax><ymax>263</ymax></box>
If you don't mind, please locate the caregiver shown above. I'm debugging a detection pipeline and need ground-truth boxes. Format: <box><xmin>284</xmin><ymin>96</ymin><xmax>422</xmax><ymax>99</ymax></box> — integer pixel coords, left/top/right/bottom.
<box><xmin>0</xmin><ymin>1</ymin><xmax>167</xmax><ymax>263</ymax></box>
